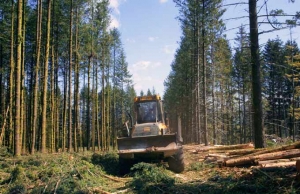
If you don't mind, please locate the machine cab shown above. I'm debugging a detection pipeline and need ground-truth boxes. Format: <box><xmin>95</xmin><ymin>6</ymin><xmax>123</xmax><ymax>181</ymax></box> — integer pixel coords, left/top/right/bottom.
<box><xmin>134</xmin><ymin>95</ymin><xmax>165</xmax><ymax>124</ymax></box>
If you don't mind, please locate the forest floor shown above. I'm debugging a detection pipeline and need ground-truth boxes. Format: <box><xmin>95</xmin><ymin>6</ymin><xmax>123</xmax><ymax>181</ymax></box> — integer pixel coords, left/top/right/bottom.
<box><xmin>1</xmin><ymin>137</ymin><xmax>300</xmax><ymax>194</ymax></box>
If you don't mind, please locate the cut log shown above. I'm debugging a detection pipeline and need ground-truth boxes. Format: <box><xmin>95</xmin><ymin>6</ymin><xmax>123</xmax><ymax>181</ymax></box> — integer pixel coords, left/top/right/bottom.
<box><xmin>257</xmin><ymin>159</ymin><xmax>292</xmax><ymax>165</ymax></box>
<box><xmin>195</xmin><ymin>143</ymin><xmax>254</xmax><ymax>153</ymax></box>
<box><xmin>224</xmin><ymin>156</ymin><xmax>256</xmax><ymax>167</ymax></box>
<box><xmin>208</xmin><ymin>143</ymin><xmax>254</xmax><ymax>151</ymax></box>
<box><xmin>226</xmin><ymin>148</ymin><xmax>256</xmax><ymax>156</ymax></box>
<box><xmin>209</xmin><ymin>149</ymin><xmax>229</xmax><ymax>153</ymax></box>
<box><xmin>289</xmin><ymin>157</ymin><xmax>300</xmax><ymax>161</ymax></box>
<box><xmin>207</xmin><ymin>153</ymin><xmax>228</xmax><ymax>158</ymax></box>
<box><xmin>225</xmin><ymin>149</ymin><xmax>300</xmax><ymax>167</ymax></box>
<box><xmin>256</xmin><ymin>157</ymin><xmax>300</xmax><ymax>165</ymax></box>
<box><xmin>243</xmin><ymin>141</ymin><xmax>300</xmax><ymax>158</ymax></box>
<box><xmin>255</xmin><ymin>149</ymin><xmax>300</xmax><ymax>161</ymax></box>
<box><xmin>259</xmin><ymin>161</ymin><xmax>295</xmax><ymax>168</ymax></box>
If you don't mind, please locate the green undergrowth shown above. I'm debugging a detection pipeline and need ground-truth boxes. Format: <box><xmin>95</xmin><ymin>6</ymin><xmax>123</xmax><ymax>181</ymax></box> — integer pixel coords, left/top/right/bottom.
<box><xmin>1</xmin><ymin>147</ymin><xmax>300</xmax><ymax>194</ymax></box>
<box><xmin>187</xmin><ymin>161</ymin><xmax>215</xmax><ymax>171</ymax></box>
<box><xmin>129</xmin><ymin>162</ymin><xmax>175</xmax><ymax>194</ymax></box>
<box><xmin>0</xmin><ymin>150</ymin><xmax>126</xmax><ymax>194</ymax></box>
<box><xmin>91</xmin><ymin>151</ymin><xmax>119</xmax><ymax>175</ymax></box>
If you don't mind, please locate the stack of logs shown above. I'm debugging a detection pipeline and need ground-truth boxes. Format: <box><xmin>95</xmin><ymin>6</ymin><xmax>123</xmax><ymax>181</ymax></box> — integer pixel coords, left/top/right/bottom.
<box><xmin>188</xmin><ymin>141</ymin><xmax>300</xmax><ymax>169</ymax></box>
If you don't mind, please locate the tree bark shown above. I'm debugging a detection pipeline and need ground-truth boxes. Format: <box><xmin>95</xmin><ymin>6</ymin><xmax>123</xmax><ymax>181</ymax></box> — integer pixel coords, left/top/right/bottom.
<box><xmin>9</xmin><ymin>0</ymin><xmax>15</xmax><ymax>152</ymax></box>
<box><xmin>68</xmin><ymin>0</ymin><xmax>73</xmax><ymax>153</ymax></box>
<box><xmin>74</xmin><ymin>6</ymin><xmax>79</xmax><ymax>152</ymax></box>
<box><xmin>21</xmin><ymin>1</ymin><xmax>26</xmax><ymax>154</ymax></box>
<box><xmin>31</xmin><ymin>0</ymin><xmax>42</xmax><ymax>154</ymax></box>
<box><xmin>14</xmin><ymin>0</ymin><xmax>23</xmax><ymax>156</ymax></box>
<box><xmin>257</xmin><ymin>157</ymin><xmax>300</xmax><ymax>165</ymax></box>
<box><xmin>259</xmin><ymin>161</ymin><xmax>295</xmax><ymax>168</ymax></box>
<box><xmin>248</xmin><ymin>0</ymin><xmax>265</xmax><ymax>148</ymax></box>
<box><xmin>225</xmin><ymin>149</ymin><xmax>300</xmax><ymax>167</ymax></box>
<box><xmin>41</xmin><ymin>0</ymin><xmax>52</xmax><ymax>153</ymax></box>
<box><xmin>202</xmin><ymin>0</ymin><xmax>208</xmax><ymax>146</ymax></box>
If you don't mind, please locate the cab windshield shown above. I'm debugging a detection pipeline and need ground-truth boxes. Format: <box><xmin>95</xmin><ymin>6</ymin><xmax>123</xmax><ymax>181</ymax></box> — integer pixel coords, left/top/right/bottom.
<box><xmin>136</xmin><ymin>101</ymin><xmax>158</xmax><ymax>124</ymax></box>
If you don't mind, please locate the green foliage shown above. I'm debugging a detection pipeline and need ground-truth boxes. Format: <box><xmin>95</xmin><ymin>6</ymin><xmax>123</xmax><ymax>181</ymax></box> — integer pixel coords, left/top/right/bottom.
<box><xmin>188</xmin><ymin>162</ymin><xmax>214</xmax><ymax>171</ymax></box>
<box><xmin>91</xmin><ymin>152</ymin><xmax>119</xmax><ymax>175</ymax></box>
<box><xmin>7</xmin><ymin>184</ymin><xmax>27</xmax><ymax>194</ymax></box>
<box><xmin>0</xmin><ymin>153</ymin><xmax>126</xmax><ymax>193</ymax></box>
<box><xmin>10</xmin><ymin>166</ymin><xmax>24</xmax><ymax>183</ymax></box>
<box><xmin>26</xmin><ymin>158</ymin><xmax>42</xmax><ymax>167</ymax></box>
<box><xmin>130</xmin><ymin>162</ymin><xmax>175</xmax><ymax>193</ymax></box>
<box><xmin>0</xmin><ymin>151</ymin><xmax>300</xmax><ymax>193</ymax></box>
<box><xmin>266</xmin><ymin>139</ymin><xmax>277</xmax><ymax>148</ymax></box>
<box><xmin>0</xmin><ymin>146</ymin><xmax>12</xmax><ymax>157</ymax></box>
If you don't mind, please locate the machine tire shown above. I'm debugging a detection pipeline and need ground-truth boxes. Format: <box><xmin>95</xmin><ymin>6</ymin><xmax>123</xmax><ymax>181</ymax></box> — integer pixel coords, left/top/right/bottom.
<box><xmin>168</xmin><ymin>148</ymin><xmax>185</xmax><ymax>173</ymax></box>
<box><xmin>119</xmin><ymin>157</ymin><xmax>133</xmax><ymax>175</ymax></box>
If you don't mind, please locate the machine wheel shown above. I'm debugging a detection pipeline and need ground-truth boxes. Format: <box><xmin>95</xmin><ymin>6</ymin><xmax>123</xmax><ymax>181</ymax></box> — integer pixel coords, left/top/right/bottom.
<box><xmin>119</xmin><ymin>157</ymin><xmax>133</xmax><ymax>175</ymax></box>
<box><xmin>168</xmin><ymin>148</ymin><xmax>185</xmax><ymax>173</ymax></box>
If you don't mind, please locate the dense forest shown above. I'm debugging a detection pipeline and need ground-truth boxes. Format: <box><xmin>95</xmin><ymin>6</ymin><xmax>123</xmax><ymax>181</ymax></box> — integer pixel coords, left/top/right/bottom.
<box><xmin>164</xmin><ymin>0</ymin><xmax>300</xmax><ymax>148</ymax></box>
<box><xmin>0</xmin><ymin>0</ymin><xmax>300</xmax><ymax>156</ymax></box>
<box><xmin>0</xmin><ymin>0</ymin><xmax>137</xmax><ymax>156</ymax></box>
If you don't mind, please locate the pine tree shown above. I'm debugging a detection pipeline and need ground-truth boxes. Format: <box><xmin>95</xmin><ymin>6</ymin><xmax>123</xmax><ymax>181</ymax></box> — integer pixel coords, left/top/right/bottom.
<box><xmin>41</xmin><ymin>0</ymin><xmax>52</xmax><ymax>153</ymax></box>
<box><xmin>249</xmin><ymin>0</ymin><xmax>265</xmax><ymax>148</ymax></box>
<box><xmin>14</xmin><ymin>0</ymin><xmax>23</xmax><ymax>156</ymax></box>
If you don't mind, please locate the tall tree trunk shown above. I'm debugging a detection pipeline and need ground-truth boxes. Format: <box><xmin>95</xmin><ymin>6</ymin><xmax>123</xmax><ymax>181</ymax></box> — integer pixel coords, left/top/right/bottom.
<box><xmin>248</xmin><ymin>0</ymin><xmax>265</xmax><ymax>148</ymax></box>
<box><xmin>202</xmin><ymin>0</ymin><xmax>208</xmax><ymax>146</ymax></box>
<box><xmin>50</xmin><ymin>0</ymin><xmax>56</xmax><ymax>153</ymax></box>
<box><xmin>74</xmin><ymin>6</ymin><xmax>79</xmax><ymax>152</ymax></box>
<box><xmin>112</xmin><ymin>43</ymin><xmax>116</xmax><ymax>150</ymax></box>
<box><xmin>242</xmin><ymin>82</ymin><xmax>247</xmax><ymax>143</ymax></box>
<box><xmin>92</xmin><ymin>60</ymin><xmax>95</xmax><ymax>151</ymax></box>
<box><xmin>196</xmin><ymin>15</ymin><xmax>201</xmax><ymax>144</ymax></box>
<box><xmin>31</xmin><ymin>0</ymin><xmax>42</xmax><ymax>154</ymax></box>
<box><xmin>212</xmin><ymin>48</ymin><xmax>216</xmax><ymax>145</ymax></box>
<box><xmin>0</xmin><ymin>44</ymin><xmax>4</xmax><ymax>145</ymax></box>
<box><xmin>9</xmin><ymin>0</ymin><xmax>15</xmax><ymax>152</ymax></box>
<box><xmin>51</xmin><ymin>43</ymin><xmax>55</xmax><ymax>153</ymax></box>
<box><xmin>68</xmin><ymin>0</ymin><xmax>73</xmax><ymax>153</ymax></box>
<box><xmin>41</xmin><ymin>0</ymin><xmax>52</xmax><ymax>153</ymax></box>
<box><xmin>86</xmin><ymin>56</ymin><xmax>91</xmax><ymax>150</ymax></box>
<box><xmin>96</xmin><ymin>61</ymin><xmax>100</xmax><ymax>151</ymax></box>
<box><xmin>21</xmin><ymin>0</ymin><xmax>26</xmax><ymax>154</ymax></box>
<box><xmin>63</xmin><ymin>65</ymin><xmax>67</xmax><ymax>151</ymax></box>
<box><xmin>55</xmin><ymin>49</ymin><xmax>59</xmax><ymax>152</ymax></box>
<box><xmin>106</xmin><ymin>51</ymin><xmax>110</xmax><ymax>150</ymax></box>
<box><xmin>101</xmin><ymin>50</ymin><xmax>105</xmax><ymax>150</ymax></box>
<box><xmin>14</xmin><ymin>0</ymin><xmax>23</xmax><ymax>156</ymax></box>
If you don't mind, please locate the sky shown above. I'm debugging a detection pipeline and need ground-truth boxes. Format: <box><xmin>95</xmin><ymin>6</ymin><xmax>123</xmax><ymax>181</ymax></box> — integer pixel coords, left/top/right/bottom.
<box><xmin>108</xmin><ymin>0</ymin><xmax>300</xmax><ymax>97</ymax></box>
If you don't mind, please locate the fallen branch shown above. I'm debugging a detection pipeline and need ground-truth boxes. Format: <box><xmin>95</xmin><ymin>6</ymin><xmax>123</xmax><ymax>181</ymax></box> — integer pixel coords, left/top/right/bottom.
<box><xmin>54</xmin><ymin>179</ymin><xmax>61</xmax><ymax>194</ymax></box>
<box><xmin>100</xmin><ymin>173</ymin><xmax>130</xmax><ymax>183</ymax></box>
<box><xmin>88</xmin><ymin>168</ymin><xmax>130</xmax><ymax>183</ymax></box>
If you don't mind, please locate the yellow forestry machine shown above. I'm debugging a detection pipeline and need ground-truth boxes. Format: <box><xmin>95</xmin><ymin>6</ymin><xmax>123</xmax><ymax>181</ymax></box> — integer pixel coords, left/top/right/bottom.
<box><xmin>117</xmin><ymin>95</ymin><xmax>185</xmax><ymax>174</ymax></box>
